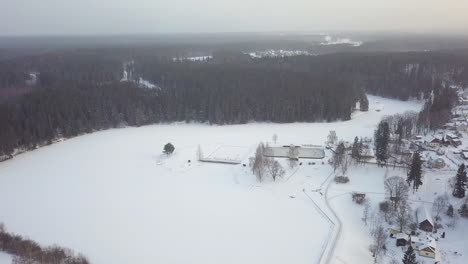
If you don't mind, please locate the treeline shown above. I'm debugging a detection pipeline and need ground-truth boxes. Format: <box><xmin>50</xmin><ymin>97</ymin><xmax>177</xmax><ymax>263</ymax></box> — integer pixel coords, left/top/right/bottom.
<box><xmin>0</xmin><ymin>223</ymin><xmax>89</xmax><ymax>264</ymax></box>
<box><xmin>252</xmin><ymin>51</ymin><xmax>468</xmax><ymax>100</ymax></box>
<box><xmin>1</xmin><ymin>47</ymin><xmax>467</xmax><ymax>157</ymax></box>
<box><xmin>0</xmin><ymin>82</ymin><xmax>163</xmax><ymax>157</ymax></box>
<box><xmin>0</xmin><ymin>70</ymin><xmax>363</xmax><ymax>157</ymax></box>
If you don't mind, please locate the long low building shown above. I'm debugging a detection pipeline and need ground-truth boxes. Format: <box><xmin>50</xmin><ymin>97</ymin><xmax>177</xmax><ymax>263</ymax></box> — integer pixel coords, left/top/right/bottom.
<box><xmin>264</xmin><ymin>146</ymin><xmax>325</xmax><ymax>159</ymax></box>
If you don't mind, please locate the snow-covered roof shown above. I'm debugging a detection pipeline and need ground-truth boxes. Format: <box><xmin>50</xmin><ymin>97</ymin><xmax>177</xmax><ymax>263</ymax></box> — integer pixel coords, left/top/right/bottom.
<box><xmin>396</xmin><ymin>233</ymin><xmax>409</xmax><ymax>240</ymax></box>
<box><xmin>462</xmin><ymin>152</ymin><xmax>468</xmax><ymax>159</ymax></box>
<box><xmin>420</xmin><ymin>240</ymin><xmax>437</xmax><ymax>252</ymax></box>
<box><xmin>410</xmin><ymin>236</ymin><xmax>423</xmax><ymax>244</ymax></box>
<box><xmin>416</xmin><ymin>205</ymin><xmax>434</xmax><ymax>226</ymax></box>
<box><xmin>446</xmin><ymin>133</ymin><xmax>459</xmax><ymax>139</ymax></box>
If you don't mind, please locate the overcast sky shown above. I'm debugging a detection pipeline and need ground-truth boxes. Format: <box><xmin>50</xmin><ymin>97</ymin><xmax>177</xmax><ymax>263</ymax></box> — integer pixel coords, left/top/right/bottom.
<box><xmin>2</xmin><ymin>0</ymin><xmax>468</xmax><ymax>36</ymax></box>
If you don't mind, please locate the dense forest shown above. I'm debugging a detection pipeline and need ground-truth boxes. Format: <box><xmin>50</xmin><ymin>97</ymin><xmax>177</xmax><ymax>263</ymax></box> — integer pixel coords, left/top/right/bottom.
<box><xmin>1</xmin><ymin>44</ymin><xmax>468</xmax><ymax>158</ymax></box>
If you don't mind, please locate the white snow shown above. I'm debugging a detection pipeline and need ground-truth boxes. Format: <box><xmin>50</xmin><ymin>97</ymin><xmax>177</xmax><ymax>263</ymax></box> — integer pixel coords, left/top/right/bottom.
<box><xmin>0</xmin><ymin>95</ymin><xmax>422</xmax><ymax>264</ymax></box>
<box><xmin>248</xmin><ymin>50</ymin><xmax>314</xmax><ymax>58</ymax></box>
<box><xmin>138</xmin><ymin>77</ymin><xmax>160</xmax><ymax>89</ymax></box>
<box><xmin>320</xmin><ymin>35</ymin><xmax>363</xmax><ymax>47</ymax></box>
<box><xmin>173</xmin><ymin>56</ymin><xmax>212</xmax><ymax>62</ymax></box>
<box><xmin>0</xmin><ymin>253</ymin><xmax>11</xmax><ymax>264</ymax></box>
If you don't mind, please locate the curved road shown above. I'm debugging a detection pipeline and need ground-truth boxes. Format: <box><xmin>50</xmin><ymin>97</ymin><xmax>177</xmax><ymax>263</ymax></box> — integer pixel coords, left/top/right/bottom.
<box><xmin>302</xmin><ymin>172</ymin><xmax>342</xmax><ymax>264</ymax></box>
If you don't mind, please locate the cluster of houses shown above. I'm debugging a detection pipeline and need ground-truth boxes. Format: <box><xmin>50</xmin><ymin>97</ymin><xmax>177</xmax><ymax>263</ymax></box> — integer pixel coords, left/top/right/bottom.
<box><xmin>390</xmin><ymin>205</ymin><xmax>438</xmax><ymax>260</ymax></box>
<box><xmin>413</xmin><ymin>133</ymin><xmax>462</xmax><ymax>150</ymax></box>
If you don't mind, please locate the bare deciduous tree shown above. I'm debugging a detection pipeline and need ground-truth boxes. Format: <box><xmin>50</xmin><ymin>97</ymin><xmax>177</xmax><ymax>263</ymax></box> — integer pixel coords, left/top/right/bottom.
<box><xmin>272</xmin><ymin>134</ymin><xmax>278</xmax><ymax>145</ymax></box>
<box><xmin>341</xmin><ymin>149</ymin><xmax>352</xmax><ymax>176</ymax></box>
<box><xmin>433</xmin><ymin>194</ymin><xmax>449</xmax><ymax>219</ymax></box>
<box><xmin>327</xmin><ymin>130</ymin><xmax>338</xmax><ymax>145</ymax></box>
<box><xmin>332</xmin><ymin>142</ymin><xmax>345</xmax><ymax>173</ymax></box>
<box><xmin>384</xmin><ymin>176</ymin><xmax>409</xmax><ymax>210</ymax></box>
<box><xmin>250</xmin><ymin>143</ymin><xmax>267</xmax><ymax>182</ymax></box>
<box><xmin>370</xmin><ymin>223</ymin><xmax>387</xmax><ymax>263</ymax></box>
<box><xmin>266</xmin><ymin>159</ymin><xmax>285</xmax><ymax>181</ymax></box>
<box><xmin>363</xmin><ymin>201</ymin><xmax>371</xmax><ymax>225</ymax></box>
<box><xmin>394</xmin><ymin>200</ymin><xmax>411</xmax><ymax>232</ymax></box>
<box><xmin>288</xmin><ymin>145</ymin><xmax>299</xmax><ymax>169</ymax></box>
<box><xmin>379</xmin><ymin>201</ymin><xmax>392</xmax><ymax>223</ymax></box>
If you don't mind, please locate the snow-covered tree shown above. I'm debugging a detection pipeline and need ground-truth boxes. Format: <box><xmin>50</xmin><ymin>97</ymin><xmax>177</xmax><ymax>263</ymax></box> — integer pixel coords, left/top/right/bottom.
<box><xmin>374</xmin><ymin>121</ymin><xmax>390</xmax><ymax>165</ymax></box>
<box><xmin>287</xmin><ymin>145</ymin><xmax>299</xmax><ymax>169</ymax></box>
<box><xmin>453</xmin><ymin>164</ymin><xmax>467</xmax><ymax>198</ymax></box>
<box><xmin>163</xmin><ymin>143</ymin><xmax>175</xmax><ymax>155</ymax></box>
<box><xmin>272</xmin><ymin>134</ymin><xmax>278</xmax><ymax>145</ymax></box>
<box><xmin>447</xmin><ymin>204</ymin><xmax>454</xmax><ymax>217</ymax></box>
<box><xmin>250</xmin><ymin>143</ymin><xmax>267</xmax><ymax>182</ymax></box>
<box><xmin>433</xmin><ymin>194</ymin><xmax>448</xmax><ymax>218</ymax></box>
<box><xmin>394</xmin><ymin>200</ymin><xmax>411</xmax><ymax>232</ymax></box>
<box><xmin>327</xmin><ymin>130</ymin><xmax>337</xmax><ymax>145</ymax></box>
<box><xmin>370</xmin><ymin>223</ymin><xmax>387</xmax><ymax>262</ymax></box>
<box><xmin>332</xmin><ymin>141</ymin><xmax>345</xmax><ymax>173</ymax></box>
<box><xmin>407</xmin><ymin>152</ymin><xmax>423</xmax><ymax>192</ymax></box>
<box><xmin>460</xmin><ymin>202</ymin><xmax>468</xmax><ymax>218</ymax></box>
<box><xmin>402</xmin><ymin>246</ymin><xmax>417</xmax><ymax>264</ymax></box>
<box><xmin>266</xmin><ymin>159</ymin><xmax>285</xmax><ymax>181</ymax></box>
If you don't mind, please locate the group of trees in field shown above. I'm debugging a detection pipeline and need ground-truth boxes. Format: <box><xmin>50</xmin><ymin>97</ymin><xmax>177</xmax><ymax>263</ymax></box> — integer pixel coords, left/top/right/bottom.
<box><xmin>249</xmin><ymin>143</ymin><xmax>285</xmax><ymax>182</ymax></box>
<box><xmin>0</xmin><ymin>223</ymin><xmax>89</xmax><ymax>264</ymax></box>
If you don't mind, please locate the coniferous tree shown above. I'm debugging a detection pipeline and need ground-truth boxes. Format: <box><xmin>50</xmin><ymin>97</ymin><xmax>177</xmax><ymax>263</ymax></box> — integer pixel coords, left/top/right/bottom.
<box><xmin>447</xmin><ymin>204</ymin><xmax>454</xmax><ymax>217</ymax></box>
<box><xmin>407</xmin><ymin>152</ymin><xmax>423</xmax><ymax>192</ymax></box>
<box><xmin>402</xmin><ymin>246</ymin><xmax>417</xmax><ymax>264</ymax></box>
<box><xmin>352</xmin><ymin>136</ymin><xmax>360</xmax><ymax>160</ymax></box>
<box><xmin>453</xmin><ymin>164</ymin><xmax>467</xmax><ymax>198</ymax></box>
<box><xmin>460</xmin><ymin>203</ymin><xmax>468</xmax><ymax>218</ymax></box>
<box><xmin>374</xmin><ymin>121</ymin><xmax>390</xmax><ymax>165</ymax></box>
<box><xmin>360</xmin><ymin>95</ymin><xmax>369</xmax><ymax>112</ymax></box>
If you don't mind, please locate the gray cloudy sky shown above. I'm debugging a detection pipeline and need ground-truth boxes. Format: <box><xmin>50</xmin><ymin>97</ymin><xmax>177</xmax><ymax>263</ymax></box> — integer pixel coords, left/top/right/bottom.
<box><xmin>2</xmin><ymin>0</ymin><xmax>468</xmax><ymax>35</ymax></box>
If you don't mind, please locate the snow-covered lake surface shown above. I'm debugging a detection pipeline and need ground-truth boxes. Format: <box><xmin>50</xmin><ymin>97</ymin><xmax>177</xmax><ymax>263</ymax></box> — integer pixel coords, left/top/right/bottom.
<box><xmin>0</xmin><ymin>95</ymin><xmax>422</xmax><ymax>264</ymax></box>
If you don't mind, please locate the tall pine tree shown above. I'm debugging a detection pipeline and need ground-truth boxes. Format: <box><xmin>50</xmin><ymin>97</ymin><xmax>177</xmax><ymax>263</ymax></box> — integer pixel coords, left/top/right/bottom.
<box><xmin>453</xmin><ymin>164</ymin><xmax>467</xmax><ymax>198</ymax></box>
<box><xmin>407</xmin><ymin>152</ymin><xmax>423</xmax><ymax>192</ymax></box>
<box><xmin>402</xmin><ymin>246</ymin><xmax>417</xmax><ymax>264</ymax></box>
<box><xmin>352</xmin><ymin>136</ymin><xmax>360</xmax><ymax>160</ymax></box>
<box><xmin>374</xmin><ymin>121</ymin><xmax>390</xmax><ymax>165</ymax></box>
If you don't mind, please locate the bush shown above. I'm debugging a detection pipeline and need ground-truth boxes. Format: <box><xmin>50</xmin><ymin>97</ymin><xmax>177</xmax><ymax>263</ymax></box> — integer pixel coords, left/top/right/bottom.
<box><xmin>352</xmin><ymin>192</ymin><xmax>366</xmax><ymax>204</ymax></box>
<box><xmin>334</xmin><ymin>176</ymin><xmax>350</xmax><ymax>184</ymax></box>
<box><xmin>0</xmin><ymin>223</ymin><xmax>89</xmax><ymax>264</ymax></box>
<box><xmin>163</xmin><ymin>143</ymin><xmax>175</xmax><ymax>155</ymax></box>
<box><xmin>447</xmin><ymin>204</ymin><xmax>454</xmax><ymax>217</ymax></box>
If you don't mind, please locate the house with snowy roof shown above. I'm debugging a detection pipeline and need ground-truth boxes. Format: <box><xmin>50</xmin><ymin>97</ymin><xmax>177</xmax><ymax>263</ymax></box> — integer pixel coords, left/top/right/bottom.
<box><xmin>416</xmin><ymin>206</ymin><xmax>434</xmax><ymax>232</ymax></box>
<box><xmin>446</xmin><ymin>133</ymin><xmax>462</xmax><ymax>147</ymax></box>
<box><xmin>419</xmin><ymin>240</ymin><xmax>437</xmax><ymax>259</ymax></box>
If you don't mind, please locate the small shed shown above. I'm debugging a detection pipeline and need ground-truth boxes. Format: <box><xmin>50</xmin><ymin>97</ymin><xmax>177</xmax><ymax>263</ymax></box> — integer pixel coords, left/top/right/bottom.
<box><xmin>396</xmin><ymin>233</ymin><xmax>409</xmax><ymax>247</ymax></box>
<box><xmin>416</xmin><ymin>206</ymin><xmax>434</xmax><ymax>233</ymax></box>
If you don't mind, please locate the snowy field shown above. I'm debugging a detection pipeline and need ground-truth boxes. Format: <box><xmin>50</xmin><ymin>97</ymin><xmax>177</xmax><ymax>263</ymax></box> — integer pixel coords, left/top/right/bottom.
<box><xmin>0</xmin><ymin>253</ymin><xmax>11</xmax><ymax>264</ymax></box>
<box><xmin>0</xmin><ymin>95</ymin><xmax>422</xmax><ymax>264</ymax></box>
